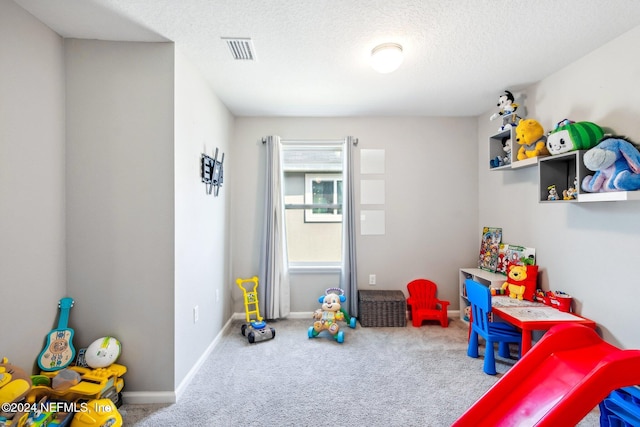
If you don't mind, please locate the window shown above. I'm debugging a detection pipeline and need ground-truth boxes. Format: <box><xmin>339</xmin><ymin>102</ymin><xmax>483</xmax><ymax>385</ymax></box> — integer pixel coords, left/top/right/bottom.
<box><xmin>282</xmin><ymin>142</ymin><xmax>344</xmax><ymax>268</ymax></box>
<box><xmin>304</xmin><ymin>173</ymin><xmax>342</xmax><ymax>222</ymax></box>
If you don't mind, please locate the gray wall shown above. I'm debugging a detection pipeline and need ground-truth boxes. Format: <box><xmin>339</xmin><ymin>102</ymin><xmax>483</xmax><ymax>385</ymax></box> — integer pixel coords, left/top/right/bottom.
<box><xmin>477</xmin><ymin>26</ymin><xmax>640</xmax><ymax>349</ymax></box>
<box><xmin>64</xmin><ymin>39</ymin><xmax>176</xmax><ymax>393</ymax></box>
<box><xmin>0</xmin><ymin>0</ymin><xmax>66</xmax><ymax>370</ymax></box>
<box><xmin>230</xmin><ymin>117</ymin><xmax>479</xmax><ymax>313</ymax></box>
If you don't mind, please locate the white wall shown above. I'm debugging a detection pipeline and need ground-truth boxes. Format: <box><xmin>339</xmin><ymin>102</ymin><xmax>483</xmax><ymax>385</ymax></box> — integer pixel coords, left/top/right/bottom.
<box><xmin>231</xmin><ymin>117</ymin><xmax>479</xmax><ymax>313</ymax></box>
<box><xmin>478</xmin><ymin>25</ymin><xmax>640</xmax><ymax>349</ymax></box>
<box><xmin>173</xmin><ymin>48</ymin><xmax>234</xmax><ymax>389</ymax></box>
<box><xmin>64</xmin><ymin>39</ymin><xmax>176</xmax><ymax>392</ymax></box>
<box><xmin>0</xmin><ymin>0</ymin><xmax>66</xmax><ymax>368</ymax></box>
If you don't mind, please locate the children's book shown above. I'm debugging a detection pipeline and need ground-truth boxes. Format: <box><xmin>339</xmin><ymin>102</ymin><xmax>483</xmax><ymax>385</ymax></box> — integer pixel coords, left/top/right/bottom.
<box><xmin>478</xmin><ymin>227</ymin><xmax>502</xmax><ymax>272</ymax></box>
<box><xmin>496</xmin><ymin>243</ymin><xmax>510</xmax><ymax>275</ymax></box>
<box><xmin>503</xmin><ymin>244</ymin><xmax>536</xmax><ymax>268</ymax></box>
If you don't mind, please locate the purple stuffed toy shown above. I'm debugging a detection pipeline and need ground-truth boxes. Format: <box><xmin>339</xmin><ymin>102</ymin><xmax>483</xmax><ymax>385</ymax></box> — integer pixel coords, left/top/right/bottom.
<box><xmin>582</xmin><ymin>136</ymin><xmax>640</xmax><ymax>192</ymax></box>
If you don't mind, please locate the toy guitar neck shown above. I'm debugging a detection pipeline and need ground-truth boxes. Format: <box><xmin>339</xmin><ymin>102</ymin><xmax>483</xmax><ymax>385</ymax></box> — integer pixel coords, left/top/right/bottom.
<box><xmin>38</xmin><ymin>297</ymin><xmax>76</xmax><ymax>372</ymax></box>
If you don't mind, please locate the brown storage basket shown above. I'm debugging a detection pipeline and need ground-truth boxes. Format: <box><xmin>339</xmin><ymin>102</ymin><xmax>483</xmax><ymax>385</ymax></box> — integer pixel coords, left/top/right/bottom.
<box><xmin>358</xmin><ymin>290</ymin><xmax>407</xmax><ymax>327</ymax></box>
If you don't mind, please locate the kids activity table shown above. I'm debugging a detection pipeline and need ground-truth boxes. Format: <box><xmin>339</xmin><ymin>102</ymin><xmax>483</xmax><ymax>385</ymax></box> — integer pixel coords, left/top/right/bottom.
<box><xmin>491</xmin><ymin>296</ymin><xmax>596</xmax><ymax>355</ymax></box>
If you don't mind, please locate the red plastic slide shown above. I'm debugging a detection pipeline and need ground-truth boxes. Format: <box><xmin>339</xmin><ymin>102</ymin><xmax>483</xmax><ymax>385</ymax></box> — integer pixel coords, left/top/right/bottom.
<box><xmin>453</xmin><ymin>323</ymin><xmax>640</xmax><ymax>427</ymax></box>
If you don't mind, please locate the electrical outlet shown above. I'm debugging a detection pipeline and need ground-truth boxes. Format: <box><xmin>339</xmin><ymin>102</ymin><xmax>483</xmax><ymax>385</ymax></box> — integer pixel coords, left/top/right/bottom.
<box><xmin>193</xmin><ymin>305</ymin><xmax>199</xmax><ymax>323</ymax></box>
<box><xmin>369</xmin><ymin>274</ymin><xmax>376</xmax><ymax>285</ymax></box>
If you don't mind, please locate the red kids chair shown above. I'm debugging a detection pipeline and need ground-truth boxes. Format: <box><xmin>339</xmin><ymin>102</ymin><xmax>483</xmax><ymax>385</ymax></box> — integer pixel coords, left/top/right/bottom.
<box><xmin>406</xmin><ymin>279</ymin><xmax>450</xmax><ymax>328</ymax></box>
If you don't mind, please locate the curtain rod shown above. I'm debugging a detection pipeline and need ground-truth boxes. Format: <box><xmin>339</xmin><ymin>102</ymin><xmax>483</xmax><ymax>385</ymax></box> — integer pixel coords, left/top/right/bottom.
<box><xmin>262</xmin><ymin>137</ymin><xmax>358</xmax><ymax>146</ymax></box>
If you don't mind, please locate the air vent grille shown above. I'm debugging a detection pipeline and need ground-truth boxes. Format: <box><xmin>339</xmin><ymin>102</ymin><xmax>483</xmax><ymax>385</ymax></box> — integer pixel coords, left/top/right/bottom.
<box><xmin>222</xmin><ymin>37</ymin><xmax>255</xmax><ymax>61</ymax></box>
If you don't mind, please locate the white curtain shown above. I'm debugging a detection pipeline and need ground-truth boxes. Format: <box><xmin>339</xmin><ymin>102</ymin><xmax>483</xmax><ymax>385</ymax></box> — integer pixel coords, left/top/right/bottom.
<box><xmin>259</xmin><ymin>136</ymin><xmax>290</xmax><ymax>319</ymax></box>
<box><xmin>341</xmin><ymin>136</ymin><xmax>359</xmax><ymax>316</ymax></box>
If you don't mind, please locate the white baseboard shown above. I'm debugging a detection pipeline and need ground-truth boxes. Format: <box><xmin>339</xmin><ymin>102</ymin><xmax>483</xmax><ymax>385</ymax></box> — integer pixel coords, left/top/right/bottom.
<box><xmin>121</xmin><ymin>316</ymin><xmax>235</xmax><ymax>405</ymax></box>
<box><xmin>121</xmin><ymin>391</ymin><xmax>176</xmax><ymax>405</ymax></box>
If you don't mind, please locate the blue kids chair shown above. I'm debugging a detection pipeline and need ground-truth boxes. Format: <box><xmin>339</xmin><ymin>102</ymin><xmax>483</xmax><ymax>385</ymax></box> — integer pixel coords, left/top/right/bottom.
<box><xmin>465</xmin><ymin>278</ymin><xmax>521</xmax><ymax>375</ymax></box>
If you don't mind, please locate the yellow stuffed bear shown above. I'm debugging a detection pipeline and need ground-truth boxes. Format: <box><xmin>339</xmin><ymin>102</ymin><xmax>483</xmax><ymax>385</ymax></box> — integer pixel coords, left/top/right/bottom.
<box><xmin>501</xmin><ymin>264</ymin><xmax>538</xmax><ymax>301</ymax></box>
<box><xmin>515</xmin><ymin>119</ymin><xmax>550</xmax><ymax>161</ymax></box>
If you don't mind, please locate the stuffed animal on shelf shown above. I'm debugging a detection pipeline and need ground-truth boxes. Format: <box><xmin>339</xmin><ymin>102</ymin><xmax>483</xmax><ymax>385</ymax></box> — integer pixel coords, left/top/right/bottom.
<box><xmin>308</xmin><ymin>288</ymin><xmax>356</xmax><ymax>343</ymax></box>
<box><xmin>490</xmin><ymin>137</ymin><xmax>512</xmax><ymax>168</ymax></box>
<box><xmin>547</xmin><ymin>185</ymin><xmax>559</xmax><ymax>201</ymax></box>
<box><xmin>515</xmin><ymin>119</ymin><xmax>550</xmax><ymax>161</ymax></box>
<box><xmin>489</xmin><ymin>90</ymin><xmax>520</xmax><ymax>130</ymax></box>
<box><xmin>501</xmin><ymin>264</ymin><xmax>538</xmax><ymax>301</ymax></box>
<box><xmin>582</xmin><ymin>136</ymin><xmax>640</xmax><ymax>192</ymax></box>
<box><xmin>546</xmin><ymin>120</ymin><xmax>604</xmax><ymax>155</ymax></box>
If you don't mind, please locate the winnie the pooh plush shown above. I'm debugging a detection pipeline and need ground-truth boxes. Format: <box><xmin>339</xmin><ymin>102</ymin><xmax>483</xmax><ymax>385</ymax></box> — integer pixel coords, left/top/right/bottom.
<box><xmin>515</xmin><ymin>119</ymin><xmax>550</xmax><ymax>161</ymax></box>
<box><xmin>501</xmin><ymin>264</ymin><xmax>538</xmax><ymax>301</ymax></box>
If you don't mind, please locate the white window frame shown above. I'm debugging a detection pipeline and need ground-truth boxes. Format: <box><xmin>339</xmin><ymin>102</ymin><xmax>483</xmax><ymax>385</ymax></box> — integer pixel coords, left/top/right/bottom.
<box><xmin>281</xmin><ymin>140</ymin><xmax>345</xmax><ymax>272</ymax></box>
<box><xmin>304</xmin><ymin>173</ymin><xmax>342</xmax><ymax>223</ymax></box>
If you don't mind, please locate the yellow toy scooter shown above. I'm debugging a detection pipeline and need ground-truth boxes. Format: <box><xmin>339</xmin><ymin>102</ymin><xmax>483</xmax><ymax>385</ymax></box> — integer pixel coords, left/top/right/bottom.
<box><xmin>236</xmin><ymin>277</ymin><xmax>275</xmax><ymax>344</ymax></box>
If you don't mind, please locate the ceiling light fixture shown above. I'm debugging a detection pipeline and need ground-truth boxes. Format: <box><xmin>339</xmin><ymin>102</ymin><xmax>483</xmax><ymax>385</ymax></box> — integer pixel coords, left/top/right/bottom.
<box><xmin>370</xmin><ymin>43</ymin><xmax>403</xmax><ymax>74</ymax></box>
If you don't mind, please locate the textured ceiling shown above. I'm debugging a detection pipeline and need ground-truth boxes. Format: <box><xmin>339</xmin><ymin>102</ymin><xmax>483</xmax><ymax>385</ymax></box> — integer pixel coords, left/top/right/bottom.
<box><xmin>13</xmin><ymin>0</ymin><xmax>640</xmax><ymax>117</ymax></box>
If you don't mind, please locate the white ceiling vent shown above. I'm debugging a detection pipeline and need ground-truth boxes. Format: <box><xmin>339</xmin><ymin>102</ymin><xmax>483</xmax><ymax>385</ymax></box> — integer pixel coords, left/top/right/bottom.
<box><xmin>222</xmin><ymin>37</ymin><xmax>256</xmax><ymax>61</ymax></box>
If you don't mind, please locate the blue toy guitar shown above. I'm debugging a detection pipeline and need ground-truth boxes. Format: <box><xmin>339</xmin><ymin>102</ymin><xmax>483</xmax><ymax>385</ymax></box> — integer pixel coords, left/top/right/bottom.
<box><xmin>37</xmin><ymin>297</ymin><xmax>76</xmax><ymax>372</ymax></box>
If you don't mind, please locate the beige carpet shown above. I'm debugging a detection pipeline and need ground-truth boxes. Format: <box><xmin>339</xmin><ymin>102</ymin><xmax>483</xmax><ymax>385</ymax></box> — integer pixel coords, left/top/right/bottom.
<box><xmin>120</xmin><ymin>318</ymin><xmax>600</xmax><ymax>426</ymax></box>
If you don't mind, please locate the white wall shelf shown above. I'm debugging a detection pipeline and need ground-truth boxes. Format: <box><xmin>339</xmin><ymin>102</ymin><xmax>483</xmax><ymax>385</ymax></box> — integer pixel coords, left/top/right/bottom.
<box><xmin>578</xmin><ymin>191</ymin><xmax>640</xmax><ymax>202</ymax></box>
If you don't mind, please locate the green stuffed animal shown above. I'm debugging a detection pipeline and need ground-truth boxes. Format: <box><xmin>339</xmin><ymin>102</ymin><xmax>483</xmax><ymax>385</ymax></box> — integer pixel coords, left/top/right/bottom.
<box><xmin>546</xmin><ymin>120</ymin><xmax>604</xmax><ymax>155</ymax></box>
<box><xmin>515</xmin><ymin>119</ymin><xmax>550</xmax><ymax>161</ymax></box>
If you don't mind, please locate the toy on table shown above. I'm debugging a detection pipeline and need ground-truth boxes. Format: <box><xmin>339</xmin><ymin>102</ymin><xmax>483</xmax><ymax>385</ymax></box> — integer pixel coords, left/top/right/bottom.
<box><xmin>308</xmin><ymin>288</ymin><xmax>356</xmax><ymax>343</ymax></box>
<box><xmin>489</xmin><ymin>90</ymin><xmax>520</xmax><ymax>131</ymax></box>
<box><xmin>544</xmin><ymin>291</ymin><xmax>573</xmax><ymax>312</ymax></box>
<box><xmin>515</xmin><ymin>118</ymin><xmax>550</xmax><ymax>161</ymax></box>
<box><xmin>547</xmin><ymin>185</ymin><xmax>559</xmax><ymax>201</ymax></box>
<box><xmin>582</xmin><ymin>136</ymin><xmax>640</xmax><ymax>193</ymax></box>
<box><xmin>546</xmin><ymin>119</ymin><xmax>604</xmax><ymax>155</ymax></box>
<box><xmin>236</xmin><ymin>277</ymin><xmax>275</xmax><ymax>344</ymax></box>
<box><xmin>501</xmin><ymin>264</ymin><xmax>538</xmax><ymax>301</ymax></box>
<box><xmin>490</xmin><ymin>287</ymin><xmax>506</xmax><ymax>296</ymax></box>
<box><xmin>563</xmin><ymin>177</ymin><xmax>578</xmax><ymax>200</ymax></box>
